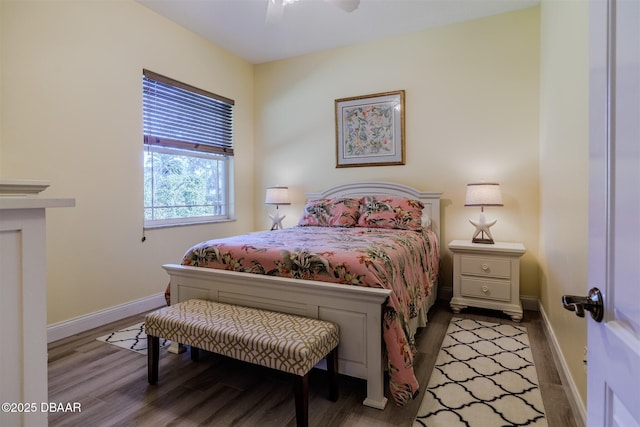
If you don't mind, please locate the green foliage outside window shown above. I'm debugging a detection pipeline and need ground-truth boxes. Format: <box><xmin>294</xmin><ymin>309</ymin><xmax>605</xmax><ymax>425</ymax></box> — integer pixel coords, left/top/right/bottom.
<box><xmin>144</xmin><ymin>149</ymin><xmax>226</xmax><ymax>221</ymax></box>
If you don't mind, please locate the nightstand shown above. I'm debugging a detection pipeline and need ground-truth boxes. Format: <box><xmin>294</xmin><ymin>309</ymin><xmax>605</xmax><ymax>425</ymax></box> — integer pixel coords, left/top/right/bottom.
<box><xmin>448</xmin><ymin>240</ymin><xmax>526</xmax><ymax>322</ymax></box>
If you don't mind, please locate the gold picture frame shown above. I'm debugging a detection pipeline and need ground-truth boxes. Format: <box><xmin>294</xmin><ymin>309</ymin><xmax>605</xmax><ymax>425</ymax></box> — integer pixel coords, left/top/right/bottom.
<box><xmin>335</xmin><ymin>90</ymin><xmax>405</xmax><ymax>168</ymax></box>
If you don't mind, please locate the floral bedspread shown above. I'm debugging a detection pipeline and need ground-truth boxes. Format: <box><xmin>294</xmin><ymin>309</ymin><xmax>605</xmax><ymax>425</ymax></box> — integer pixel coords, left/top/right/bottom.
<box><xmin>179</xmin><ymin>226</ymin><xmax>440</xmax><ymax>406</ymax></box>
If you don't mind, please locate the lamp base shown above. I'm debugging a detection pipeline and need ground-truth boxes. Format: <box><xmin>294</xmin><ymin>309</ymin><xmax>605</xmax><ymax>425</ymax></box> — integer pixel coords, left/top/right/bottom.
<box><xmin>469</xmin><ymin>211</ymin><xmax>497</xmax><ymax>245</ymax></box>
<box><xmin>472</xmin><ymin>237</ymin><xmax>495</xmax><ymax>244</ymax></box>
<box><xmin>269</xmin><ymin>211</ymin><xmax>286</xmax><ymax>230</ymax></box>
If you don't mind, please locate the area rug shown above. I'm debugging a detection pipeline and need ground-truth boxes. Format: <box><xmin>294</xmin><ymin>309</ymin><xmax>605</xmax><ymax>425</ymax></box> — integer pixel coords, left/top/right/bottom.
<box><xmin>96</xmin><ymin>322</ymin><xmax>168</xmax><ymax>355</ymax></box>
<box><xmin>413</xmin><ymin>318</ymin><xmax>548</xmax><ymax>427</ymax></box>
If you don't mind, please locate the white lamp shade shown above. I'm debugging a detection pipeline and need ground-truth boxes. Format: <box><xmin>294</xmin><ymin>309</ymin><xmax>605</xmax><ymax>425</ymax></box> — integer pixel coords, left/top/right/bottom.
<box><xmin>465</xmin><ymin>183</ymin><xmax>503</xmax><ymax>207</ymax></box>
<box><xmin>265</xmin><ymin>186</ymin><xmax>291</xmax><ymax>205</ymax></box>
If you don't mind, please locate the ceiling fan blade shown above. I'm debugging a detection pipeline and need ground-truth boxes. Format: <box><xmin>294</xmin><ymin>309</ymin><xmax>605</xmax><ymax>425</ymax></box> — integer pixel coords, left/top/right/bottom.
<box><xmin>326</xmin><ymin>0</ymin><xmax>360</xmax><ymax>13</ymax></box>
<box><xmin>266</xmin><ymin>0</ymin><xmax>285</xmax><ymax>24</ymax></box>
<box><xmin>266</xmin><ymin>0</ymin><xmax>358</xmax><ymax>25</ymax></box>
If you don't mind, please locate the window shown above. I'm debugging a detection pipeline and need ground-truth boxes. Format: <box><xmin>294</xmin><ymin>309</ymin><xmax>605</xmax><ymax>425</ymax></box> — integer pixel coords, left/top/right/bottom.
<box><xmin>143</xmin><ymin>69</ymin><xmax>234</xmax><ymax>227</ymax></box>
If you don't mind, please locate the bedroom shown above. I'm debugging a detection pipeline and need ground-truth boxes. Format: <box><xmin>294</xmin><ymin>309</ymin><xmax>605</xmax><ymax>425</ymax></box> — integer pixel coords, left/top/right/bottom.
<box><xmin>1</xmin><ymin>0</ymin><xmax>590</xmax><ymax>425</ymax></box>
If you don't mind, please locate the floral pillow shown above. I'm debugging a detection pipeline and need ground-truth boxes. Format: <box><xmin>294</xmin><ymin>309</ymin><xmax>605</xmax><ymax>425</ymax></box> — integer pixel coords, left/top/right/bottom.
<box><xmin>298</xmin><ymin>197</ymin><xmax>361</xmax><ymax>227</ymax></box>
<box><xmin>357</xmin><ymin>196</ymin><xmax>425</xmax><ymax>231</ymax></box>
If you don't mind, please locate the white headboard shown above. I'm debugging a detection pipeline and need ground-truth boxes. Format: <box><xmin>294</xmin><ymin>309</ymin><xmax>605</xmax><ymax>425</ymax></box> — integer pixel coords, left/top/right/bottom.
<box><xmin>305</xmin><ymin>181</ymin><xmax>442</xmax><ymax>241</ymax></box>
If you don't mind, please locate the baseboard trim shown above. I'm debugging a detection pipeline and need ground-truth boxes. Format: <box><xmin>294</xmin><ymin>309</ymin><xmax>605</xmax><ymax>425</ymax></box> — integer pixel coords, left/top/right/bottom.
<box><xmin>521</xmin><ymin>295</ymin><xmax>539</xmax><ymax>311</ymax></box>
<box><xmin>47</xmin><ymin>293</ymin><xmax>166</xmax><ymax>343</ymax></box>
<box><xmin>538</xmin><ymin>302</ymin><xmax>587</xmax><ymax>427</ymax></box>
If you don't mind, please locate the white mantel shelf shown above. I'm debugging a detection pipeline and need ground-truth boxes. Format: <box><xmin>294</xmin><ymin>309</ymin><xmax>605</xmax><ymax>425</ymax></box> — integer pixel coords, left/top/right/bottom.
<box><xmin>0</xmin><ymin>180</ymin><xmax>75</xmax><ymax>427</ymax></box>
<box><xmin>0</xmin><ymin>178</ymin><xmax>74</xmax><ymax>210</ymax></box>
<box><xmin>0</xmin><ymin>197</ymin><xmax>75</xmax><ymax>210</ymax></box>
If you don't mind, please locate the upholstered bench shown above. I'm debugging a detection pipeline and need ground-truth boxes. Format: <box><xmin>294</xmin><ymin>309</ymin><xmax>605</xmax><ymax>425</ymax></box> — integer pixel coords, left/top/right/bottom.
<box><xmin>145</xmin><ymin>299</ymin><xmax>340</xmax><ymax>427</ymax></box>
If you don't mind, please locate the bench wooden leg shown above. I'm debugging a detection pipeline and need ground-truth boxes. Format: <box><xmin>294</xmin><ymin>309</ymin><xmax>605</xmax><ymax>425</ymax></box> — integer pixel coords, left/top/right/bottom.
<box><xmin>294</xmin><ymin>374</ymin><xmax>309</xmax><ymax>427</ymax></box>
<box><xmin>190</xmin><ymin>346</ymin><xmax>200</xmax><ymax>362</ymax></box>
<box><xmin>147</xmin><ymin>335</ymin><xmax>159</xmax><ymax>384</ymax></box>
<box><xmin>327</xmin><ymin>347</ymin><xmax>339</xmax><ymax>402</ymax></box>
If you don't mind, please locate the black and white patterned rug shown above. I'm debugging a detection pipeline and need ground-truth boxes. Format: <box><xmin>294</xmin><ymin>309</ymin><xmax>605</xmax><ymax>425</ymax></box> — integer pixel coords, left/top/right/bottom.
<box><xmin>413</xmin><ymin>318</ymin><xmax>548</xmax><ymax>427</ymax></box>
<box><xmin>96</xmin><ymin>322</ymin><xmax>168</xmax><ymax>355</ymax></box>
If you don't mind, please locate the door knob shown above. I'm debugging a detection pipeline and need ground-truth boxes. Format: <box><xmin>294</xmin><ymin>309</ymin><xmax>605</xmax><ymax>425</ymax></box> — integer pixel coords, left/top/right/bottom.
<box><xmin>562</xmin><ymin>287</ymin><xmax>604</xmax><ymax>322</ymax></box>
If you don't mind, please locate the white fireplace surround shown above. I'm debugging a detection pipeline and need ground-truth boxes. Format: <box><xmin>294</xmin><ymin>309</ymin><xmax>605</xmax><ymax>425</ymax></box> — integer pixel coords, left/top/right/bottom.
<box><xmin>0</xmin><ymin>179</ymin><xmax>74</xmax><ymax>427</ymax></box>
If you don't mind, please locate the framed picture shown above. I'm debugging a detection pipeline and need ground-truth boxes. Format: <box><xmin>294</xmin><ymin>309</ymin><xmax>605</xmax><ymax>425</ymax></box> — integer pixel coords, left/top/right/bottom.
<box><xmin>335</xmin><ymin>90</ymin><xmax>405</xmax><ymax>168</ymax></box>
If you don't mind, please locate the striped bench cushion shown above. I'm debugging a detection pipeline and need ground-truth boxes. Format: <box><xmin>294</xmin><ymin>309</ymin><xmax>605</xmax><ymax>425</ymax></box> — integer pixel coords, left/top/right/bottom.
<box><xmin>145</xmin><ymin>299</ymin><xmax>339</xmax><ymax>376</ymax></box>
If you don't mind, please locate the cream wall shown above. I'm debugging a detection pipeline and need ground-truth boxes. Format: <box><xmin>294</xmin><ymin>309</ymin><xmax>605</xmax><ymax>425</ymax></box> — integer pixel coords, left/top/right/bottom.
<box><xmin>539</xmin><ymin>0</ymin><xmax>589</xmax><ymax>409</ymax></box>
<box><xmin>254</xmin><ymin>7</ymin><xmax>541</xmax><ymax>297</ymax></box>
<box><xmin>0</xmin><ymin>0</ymin><xmax>255</xmax><ymax>324</ymax></box>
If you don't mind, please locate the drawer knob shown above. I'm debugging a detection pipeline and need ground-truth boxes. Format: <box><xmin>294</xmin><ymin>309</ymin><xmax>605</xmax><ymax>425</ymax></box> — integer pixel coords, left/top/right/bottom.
<box><xmin>481</xmin><ymin>263</ymin><xmax>489</xmax><ymax>271</ymax></box>
<box><xmin>482</xmin><ymin>285</ymin><xmax>489</xmax><ymax>293</ymax></box>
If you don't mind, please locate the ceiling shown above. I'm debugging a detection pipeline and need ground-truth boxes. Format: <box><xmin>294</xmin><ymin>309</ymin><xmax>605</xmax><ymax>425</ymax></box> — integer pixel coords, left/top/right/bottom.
<box><xmin>137</xmin><ymin>0</ymin><xmax>539</xmax><ymax>64</ymax></box>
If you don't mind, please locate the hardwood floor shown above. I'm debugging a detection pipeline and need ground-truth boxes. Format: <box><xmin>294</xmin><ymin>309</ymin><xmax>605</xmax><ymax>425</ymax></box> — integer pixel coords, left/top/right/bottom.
<box><xmin>48</xmin><ymin>301</ymin><xmax>579</xmax><ymax>427</ymax></box>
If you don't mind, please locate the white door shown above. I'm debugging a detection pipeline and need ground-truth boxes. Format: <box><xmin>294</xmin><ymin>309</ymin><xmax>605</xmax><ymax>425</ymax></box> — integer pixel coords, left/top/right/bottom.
<box><xmin>587</xmin><ymin>0</ymin><xmax>640</xmax><ymax>426</ymax></box>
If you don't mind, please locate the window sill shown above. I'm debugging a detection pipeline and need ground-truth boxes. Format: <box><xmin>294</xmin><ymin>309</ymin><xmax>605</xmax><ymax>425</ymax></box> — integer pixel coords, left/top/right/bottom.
<box><xmin>144</xmin><ymin>217</ymin><xmax>236</xmax><ymax>230</ymax></box>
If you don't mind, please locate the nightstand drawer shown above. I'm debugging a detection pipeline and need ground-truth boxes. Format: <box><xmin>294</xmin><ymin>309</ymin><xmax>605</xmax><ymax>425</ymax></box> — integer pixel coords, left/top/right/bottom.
<box><xmin>460</xmin><ymin>256</ymin><xmax>511</xmax><ymax>279</ymax></box>
<box><xmin>460</xmin><ymin>277</ymin><xmax>511</xmax><ymax>301</ymax></box>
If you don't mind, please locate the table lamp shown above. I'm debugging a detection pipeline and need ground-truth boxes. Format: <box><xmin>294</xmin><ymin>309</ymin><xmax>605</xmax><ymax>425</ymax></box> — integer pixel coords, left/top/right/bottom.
<box><xmin>464</xmin><ymin>182</ymin><xmax>503</xmax><ymax>244</ymax></box>
<box><xmin>265</xmin><ymin>186</ymin><xmax>291</xmax><ymax>230</ymax></box>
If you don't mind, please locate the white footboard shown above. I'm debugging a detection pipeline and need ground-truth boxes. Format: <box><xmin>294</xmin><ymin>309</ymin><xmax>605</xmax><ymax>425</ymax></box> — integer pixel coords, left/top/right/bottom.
<box><xmin>163</xmin><ymin>263</ymin><xmax>392</xmax><ymax>409</ymax></box>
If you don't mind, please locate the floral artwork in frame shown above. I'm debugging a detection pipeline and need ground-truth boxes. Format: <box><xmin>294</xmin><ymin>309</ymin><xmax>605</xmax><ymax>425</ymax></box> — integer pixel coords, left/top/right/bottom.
<box><xmin>335</xmin><ymin>90</ymin><xmax>405</xmax><ymax>167</ymax></box>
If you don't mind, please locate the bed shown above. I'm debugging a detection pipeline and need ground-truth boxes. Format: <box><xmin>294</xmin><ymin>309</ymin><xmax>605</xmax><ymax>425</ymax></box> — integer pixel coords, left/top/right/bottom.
<box><xmin>162</xmin><ymin>181</ymin><xmax>442</xmax><ymax>409</ymax></box>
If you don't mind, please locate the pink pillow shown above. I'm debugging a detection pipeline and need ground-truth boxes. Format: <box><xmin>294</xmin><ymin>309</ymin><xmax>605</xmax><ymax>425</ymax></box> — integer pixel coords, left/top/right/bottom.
<box><xmin>357</xmin><ymin>196</ymin><xmax>424</xmax><ymax>230</ymax></box>
<box><xmin>298</xmin><ymin>198</ymin><xmax>361</xmax><ymax>227</ymax></box>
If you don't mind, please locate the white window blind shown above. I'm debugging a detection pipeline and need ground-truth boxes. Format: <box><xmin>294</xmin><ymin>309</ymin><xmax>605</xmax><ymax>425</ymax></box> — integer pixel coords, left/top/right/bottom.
<box><xmin>143</xmin><ymin>69</ymin><xmax>235</xmax><ymax>227</ymax></box>
<box><xmin>143</xmin><ymin>69</ymin><xmax>234</xmax><ymax>155</ymax></box>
